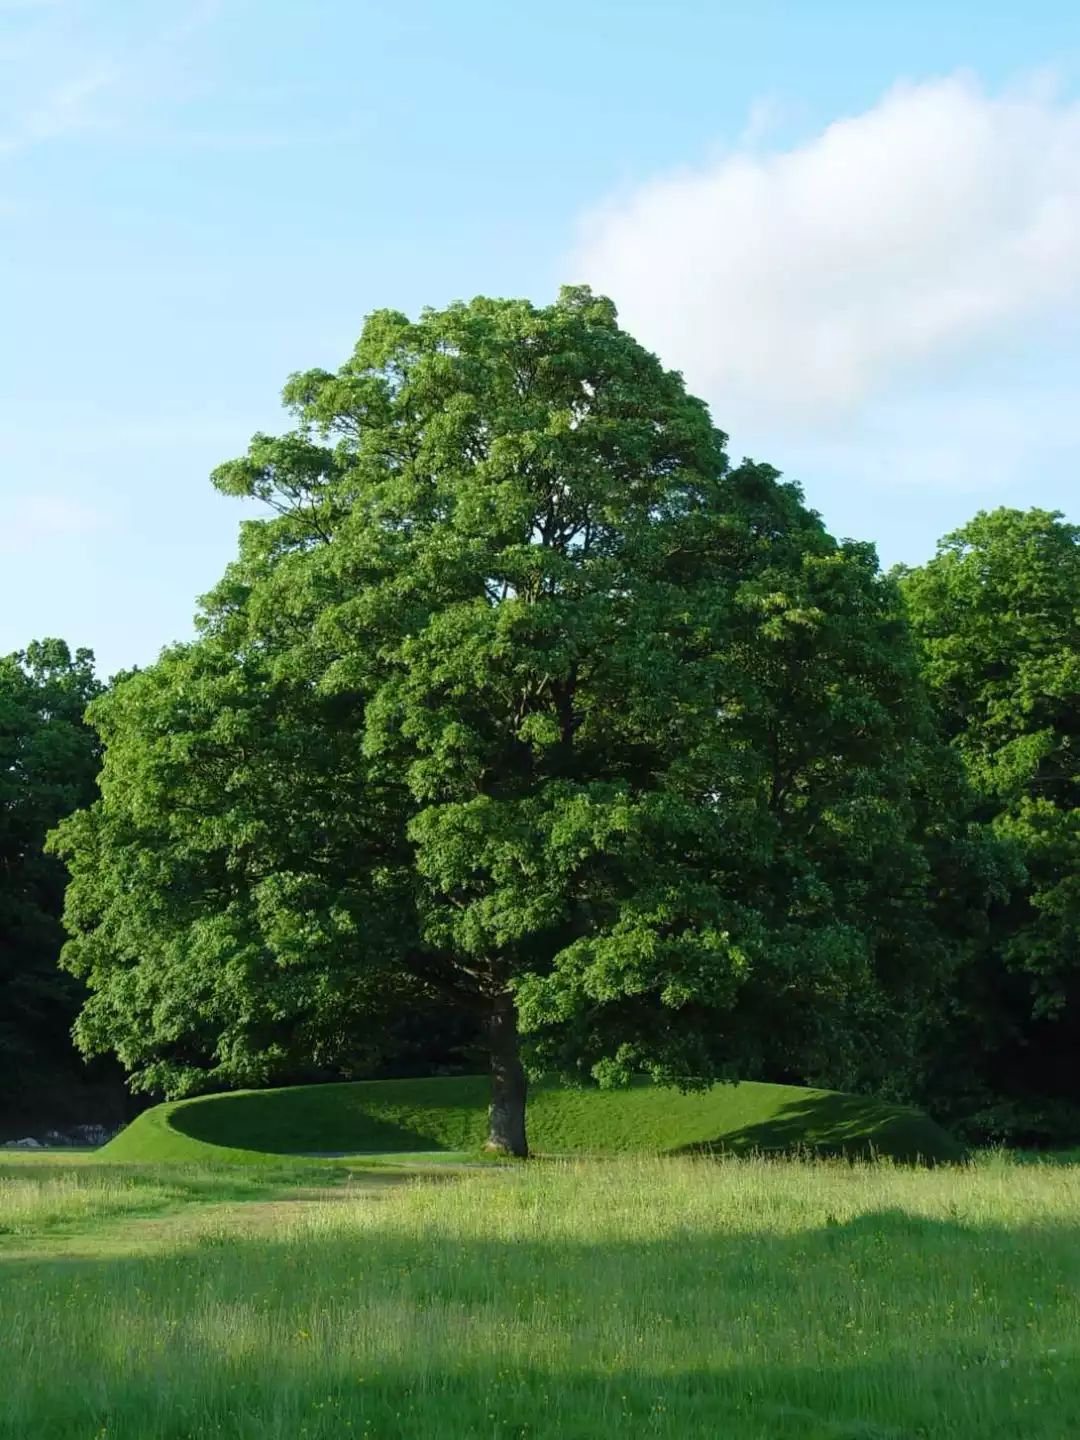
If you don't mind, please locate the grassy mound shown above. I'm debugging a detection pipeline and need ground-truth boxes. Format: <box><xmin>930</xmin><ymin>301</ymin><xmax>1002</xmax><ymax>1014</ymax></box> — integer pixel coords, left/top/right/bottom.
<box><xmin>100</xmin><ymin>1076</ymin><xmax>962</xmax><ymax>1165</ymax></box>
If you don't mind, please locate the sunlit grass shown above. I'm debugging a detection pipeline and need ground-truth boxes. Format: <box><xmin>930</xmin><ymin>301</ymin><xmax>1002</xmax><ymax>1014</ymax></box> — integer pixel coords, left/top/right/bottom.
<box><xmin>3</xmin><ymin>1153</ymin><xmax>1078</xmax><ymax>1438</ymax></box>
<box><xmin>0</xmin><ymin>1159</ymin><xmax>337</xmax><ymax>1237</ymax></box>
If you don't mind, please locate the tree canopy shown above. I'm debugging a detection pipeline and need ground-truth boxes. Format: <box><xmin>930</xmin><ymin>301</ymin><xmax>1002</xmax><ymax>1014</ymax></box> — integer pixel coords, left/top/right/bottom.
<box><xmin>902</xmin><ymin>508</ymin><xmax>1080</xmax><ymax>1135</ymax></box>
<box><xmin>0</xmin><ymin>639</ymin><xmax>103</xmax><ymax>1106</ymax></box>
<box><xmin>52</xmin><ymin>289</ymin><xmax>994</xmax><ymax>1154</ymax></box>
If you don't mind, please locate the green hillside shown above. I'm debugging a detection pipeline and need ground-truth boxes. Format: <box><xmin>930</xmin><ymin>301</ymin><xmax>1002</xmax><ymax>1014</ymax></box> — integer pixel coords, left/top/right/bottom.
<box><xmin>101</xmin><ymin>1076</ymin><xmax>963</xmax><ymax>1165</ymax></box>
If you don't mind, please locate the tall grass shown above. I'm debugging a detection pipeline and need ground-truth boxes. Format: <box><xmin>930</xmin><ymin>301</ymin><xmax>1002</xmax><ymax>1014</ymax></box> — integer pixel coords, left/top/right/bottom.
<box><xmin>3</xmin><ymin>1154</ymin><xmax>1078</xmax><ymax>1438</ymax></box>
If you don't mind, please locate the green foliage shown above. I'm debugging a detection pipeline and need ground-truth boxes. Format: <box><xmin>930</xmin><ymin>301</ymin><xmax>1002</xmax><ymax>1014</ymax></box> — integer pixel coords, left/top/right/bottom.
<box><xmin>902</xmin><ymin>509</ymin><xmax>1080</xmax><ymax>1128</ymax></box>
<box><xmin>100</xmin><ymin>1076</ymin><xmax>962</xmax><ymax>1165</ymax></box>
<box><xmin>53</xmin><ymin>290</ymin><xmax>983</xmax><ymax>1143</ymax></box>
<box><xmin>0</xmin><ymin>640</ymin><xmax>103</xmax><ymax>1102</ymax></box>
<box><xmin>49</xmin><ymin>639</ymin><xmax>422</xmax><ymax>1099</ymax></box>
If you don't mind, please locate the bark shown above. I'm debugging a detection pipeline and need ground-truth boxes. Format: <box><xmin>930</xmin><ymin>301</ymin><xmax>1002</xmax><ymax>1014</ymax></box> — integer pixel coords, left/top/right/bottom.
<box><xmin>485</xmin><ymin>989</ymin><xmax>528</xmax><ymax>1158</ymax></box>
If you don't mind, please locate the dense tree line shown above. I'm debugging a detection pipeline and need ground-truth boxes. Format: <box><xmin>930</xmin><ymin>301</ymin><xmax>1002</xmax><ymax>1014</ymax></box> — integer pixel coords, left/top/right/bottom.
<box><xmin>2</xmin><ymin>291</ymin><xmax>1076</xmax><ymax>1151</ymax></box>
<box><xmin>902</xmin><ymin>509</ymin><xmax>1080</xmax><ymax>1142</ymax></box>
<box><xmin>0</xmin><ymin>641</ymin><xmax>111</xmax><ymax>1125</ymax></box>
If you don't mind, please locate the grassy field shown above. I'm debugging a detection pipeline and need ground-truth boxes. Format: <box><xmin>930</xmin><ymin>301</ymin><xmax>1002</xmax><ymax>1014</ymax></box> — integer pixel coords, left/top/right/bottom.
<box><xmin>100</xmin><ymin>1075</ymin><xmax>963</xmax><ymax>1164</ymax></box>
<box><xmin>3</xmin><ymin>1150</ymin><xmax>1078</xmax><ymax>1438</ymax></box>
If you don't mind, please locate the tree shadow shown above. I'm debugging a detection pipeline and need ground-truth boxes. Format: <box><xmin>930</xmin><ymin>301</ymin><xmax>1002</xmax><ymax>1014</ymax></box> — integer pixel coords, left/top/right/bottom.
<box><xmin>169</xmin><ymin>1087</ymin><xmax>454</xmax><ymax>1155</ymax></box>
<box><xmin>673</xmin><ymin>1091</ymin><xmax>965</xmax><ymax>1164</ymax></box>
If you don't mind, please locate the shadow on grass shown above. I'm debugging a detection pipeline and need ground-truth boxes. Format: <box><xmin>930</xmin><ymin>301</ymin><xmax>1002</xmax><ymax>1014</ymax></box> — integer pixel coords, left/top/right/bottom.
<box><xmin>2</xmin><ymin>1197</ymin><xmax>1077</xmax><ymax>1438</ymax></box>
<box><xmin>0</xmin><ymin>1160</ymin><xmax>434</xmax><ymax>1246</ymax></box>
<box><xmin>163</xmin><ymin>1081</ymin><xmax>962</xmax><ymax>1165</ymax></box>
<box><xmin>0</xmin><ymin>1158</ymin><xmax>371</xmax><ymax>1200</ymax></box>
<box><xmin>3</xmin><ymin>1353</ymin><xmax>1077</xmax><ymax>1440</ymax></box>
<box><xmin>0</xmin><ymin>1160</ymin><xmax>334</xmax><ymax>1186</ymax></box>
<box><xmin>166</xmin><ymin>1079</ymin><xmax>496</xmax><ymax>1155</ymax></box>
<box><xmin>673</xmin><ymin>1092</ymin><xmax>965</xmax><ymax>1165</ymax></box>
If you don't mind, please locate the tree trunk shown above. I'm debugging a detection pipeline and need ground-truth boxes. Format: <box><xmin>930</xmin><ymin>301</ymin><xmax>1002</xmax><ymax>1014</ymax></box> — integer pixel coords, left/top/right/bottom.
<box><xmin>485</xmin><ymin>989</ymin><xmax>528</xmax><ymax>1158</ymax></box>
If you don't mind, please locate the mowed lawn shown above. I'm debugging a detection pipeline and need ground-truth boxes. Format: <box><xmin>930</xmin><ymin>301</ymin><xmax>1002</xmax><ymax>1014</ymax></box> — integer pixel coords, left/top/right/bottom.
<box><xmin>2</xmin><ymin>1154</ymin><xmax>1079</xmax><ymax>1439</ymax></box>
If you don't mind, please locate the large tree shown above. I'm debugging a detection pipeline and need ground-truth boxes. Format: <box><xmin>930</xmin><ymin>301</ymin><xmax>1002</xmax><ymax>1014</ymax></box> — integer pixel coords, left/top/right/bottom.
<box><xmin>902</xmin><ymin>508</ymin><xmax>1080</xmax><ymax>1134</ymax></box>
<box><xmin>0</xmin><ymin>640</ymin><xmax>103</xmax><ymax>1107</ymax></box>
<box><xmin>53</xmin><ymin>289</ymin><xmax>973</xmax><ymax>1154</ymax></box>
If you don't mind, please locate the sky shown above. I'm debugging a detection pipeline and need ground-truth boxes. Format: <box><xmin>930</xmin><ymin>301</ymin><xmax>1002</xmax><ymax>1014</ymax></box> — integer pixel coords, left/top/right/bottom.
<box><xmin>2</xmin><ymin>0</ymin><xmax>1079</xmax><ymax>677</ymax></box>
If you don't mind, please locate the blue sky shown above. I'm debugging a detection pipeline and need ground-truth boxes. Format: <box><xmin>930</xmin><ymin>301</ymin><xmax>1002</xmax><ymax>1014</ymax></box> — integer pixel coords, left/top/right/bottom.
<box><xmin>2</xmin><ymin>0</ymin><xmax>1079</xmax><ymax>677</ymax></box>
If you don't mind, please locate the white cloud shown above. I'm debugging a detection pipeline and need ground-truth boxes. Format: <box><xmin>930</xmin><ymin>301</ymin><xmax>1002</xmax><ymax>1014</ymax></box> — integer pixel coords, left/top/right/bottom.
<box><xmin>736</xmin><ymin>94</ymin><xmax>792</xmax><ymax>150</ymax></box>
<box><xmin>787</xmin><ymin>377</ymin><xmax>1080</xmax><ymax>492</ymax></box>
<box><xmin>0</xmin><ymin>0</ymin><xmax>222</xmax><ymax>156</ymax></box>
<box><xmin>573</xmin><ymin>74</ymin><xmax>1080</xmax><ymax>433</ymax></box>
<box><xmin>10</xmin><ymin>63</ymin><xmax>121</xmax><ymax>147</ymax></box>
<box><xmin>3</xmin><ymin>495</ymin><xmax>100</xmax><ymax>549</ymax></box>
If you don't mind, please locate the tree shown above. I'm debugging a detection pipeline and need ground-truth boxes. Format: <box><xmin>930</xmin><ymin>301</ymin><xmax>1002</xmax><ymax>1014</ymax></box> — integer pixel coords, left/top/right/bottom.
<box><xmin>0</xmin><ymin>640</ymin><xmax>103</xmax><ymax>1106</ymax></box>
<box><xmin>902</xmin><ymin>508</ymin><xmax>1080</xmax><ymax>1135</ymax></box>
<box><xmin>53</xmin><ymin>289</ymin><xmax>972</xmax><ymax>1154</ymax></box>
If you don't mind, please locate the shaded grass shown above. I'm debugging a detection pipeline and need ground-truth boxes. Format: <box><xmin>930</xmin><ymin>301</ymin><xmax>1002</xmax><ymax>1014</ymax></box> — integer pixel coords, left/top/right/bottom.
<box><xmin>0</xmin><ymin>1157</ymin><xmax>433</xmax><ymax>1263</ymax></box>
<box><xmin>102</xmin><ymin>1075</ymin><xmax>962</xmax><ymax>1165</ymax></box>
<box><xmin>0</xmin><ymin>1159</ymin><xmax>350</xmax><ymax>1239</ymax></box>
<box><xmin>2</xmin><ymin>1153</ymin><xmax>1078</xmax><ymax>1437</ymax></box>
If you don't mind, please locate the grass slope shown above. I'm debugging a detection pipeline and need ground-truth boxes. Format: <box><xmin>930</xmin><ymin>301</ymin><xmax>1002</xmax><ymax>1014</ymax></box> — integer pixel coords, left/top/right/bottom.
<box><xmin>101</xmin><ymin>1076</ymin><xmax>962</xmax><ymax>1165</ymax></box>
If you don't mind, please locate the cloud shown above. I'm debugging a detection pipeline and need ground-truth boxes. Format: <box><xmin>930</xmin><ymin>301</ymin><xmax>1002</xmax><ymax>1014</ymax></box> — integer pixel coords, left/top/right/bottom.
<box><xmin>786</xmin><ymin>371</ymin><xmax>1080</xmax><ymax>493</ymax></box>
<box><xmin>0</xmin><ymin>0</ymin><xmax>222</xmax><ymax>156</ymax></box>
<box><xmin>3</xmin><ymin>495</ymin><xmax>101</xmax><ymax>549</ymax></box>
<box><xmin>573</xmin><ymin>74</ymin><xmax>1080</xmax><ymax>433</ymax></box>
<box><xmin>9</xmin><ymin>63</ymin><xmax>121</xmax><ymax>148</ymax></box>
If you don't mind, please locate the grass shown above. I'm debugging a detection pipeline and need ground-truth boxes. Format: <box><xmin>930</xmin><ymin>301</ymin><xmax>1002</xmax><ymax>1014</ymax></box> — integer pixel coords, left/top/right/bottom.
<box><xmin>100</xmin><ymin>1075</ymin><xmax>963</xmax><ymax>1165</ymax></box>
<box><xmin>2</xmin><ymin>1150</ymin><xmax>1078</xmax><ymax>1438</ymax></box>
<box><xmin>0</xmin><ymin>1155</ymin><xmax>413</xmax><ymax>1234</ymax></box>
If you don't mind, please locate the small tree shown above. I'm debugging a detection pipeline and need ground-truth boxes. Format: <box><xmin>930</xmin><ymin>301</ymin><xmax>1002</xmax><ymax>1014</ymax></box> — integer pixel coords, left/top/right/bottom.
<box><xmin>53</xmin><ymin>290</ymin><xmax>964</xmax><ymax>1153</ymax></box>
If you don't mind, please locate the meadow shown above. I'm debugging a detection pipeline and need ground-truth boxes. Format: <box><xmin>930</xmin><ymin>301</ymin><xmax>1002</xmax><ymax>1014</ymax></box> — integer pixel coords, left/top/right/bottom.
<box><xmin>3</xmin><ymin>1151</ymin><xmax>1079</xmax><ymax>1439</ymax></box>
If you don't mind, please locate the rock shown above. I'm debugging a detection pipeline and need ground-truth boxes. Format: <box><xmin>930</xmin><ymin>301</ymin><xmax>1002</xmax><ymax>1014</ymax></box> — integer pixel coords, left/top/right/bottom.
<box><xmin>2</xmin><ymin>1123</ymin><xmax>118</xmax><ymax>1150</ymax></box>
<box><xmin>73</xmin><ymin>1124</ymin><xmax>115</xmax><ymax>1145</ymax></box>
